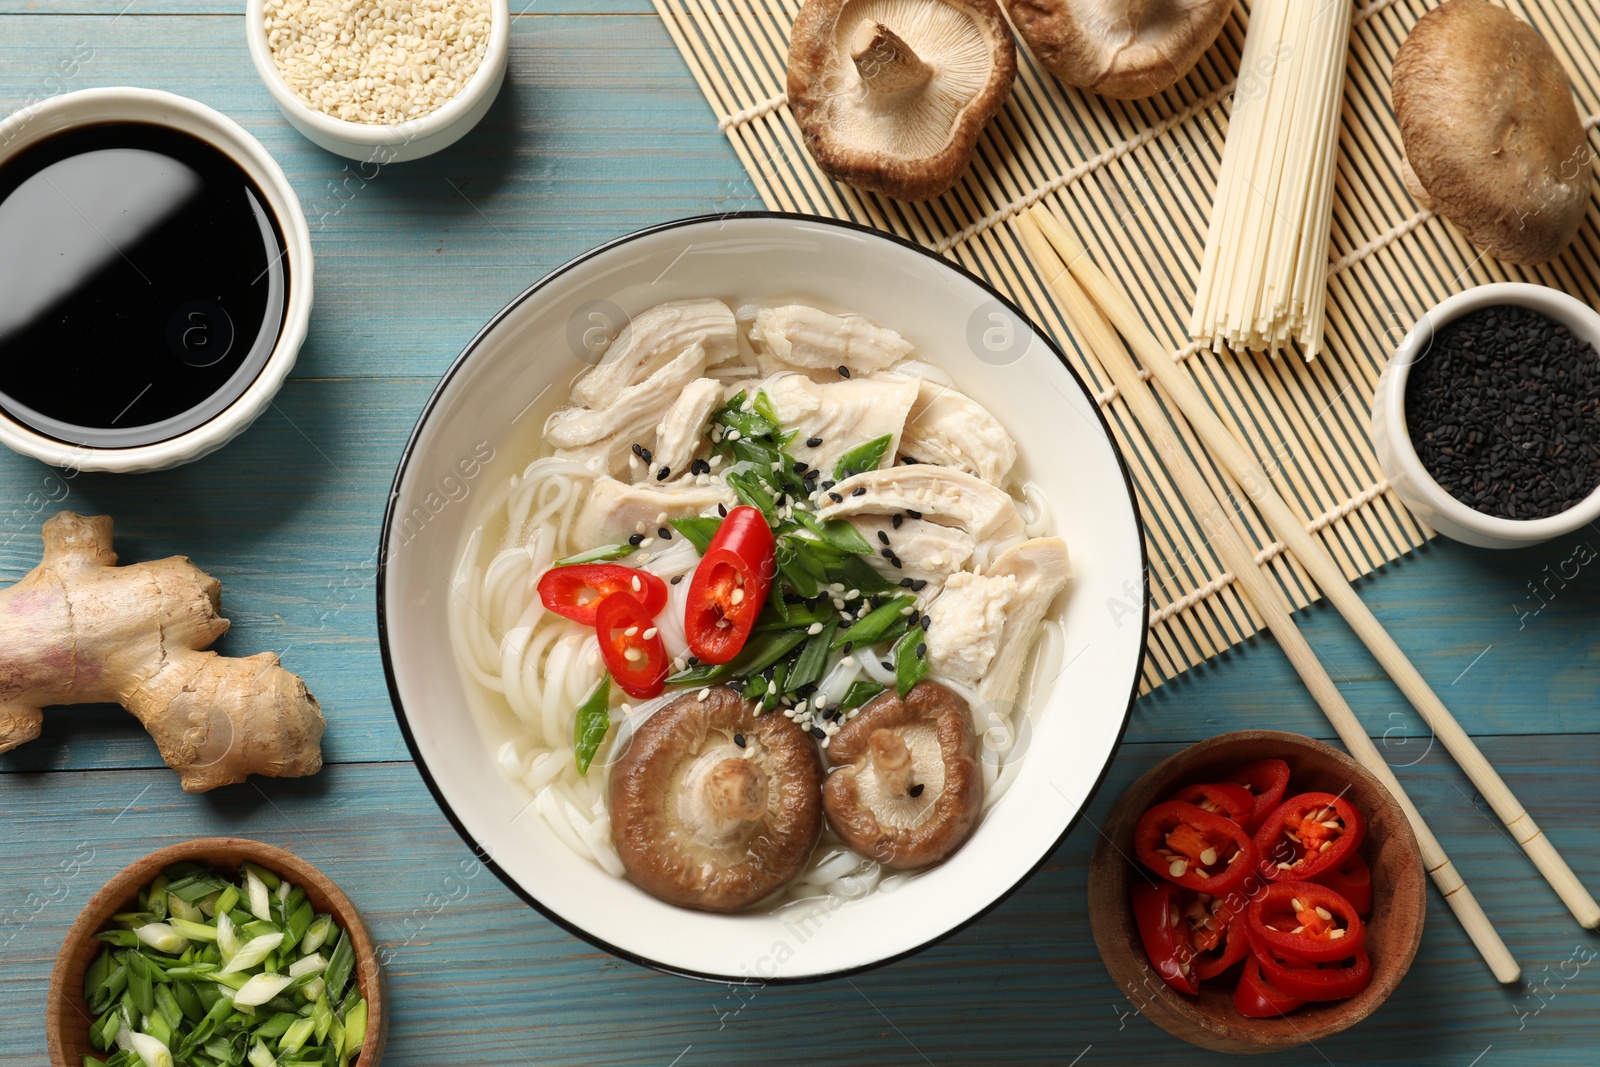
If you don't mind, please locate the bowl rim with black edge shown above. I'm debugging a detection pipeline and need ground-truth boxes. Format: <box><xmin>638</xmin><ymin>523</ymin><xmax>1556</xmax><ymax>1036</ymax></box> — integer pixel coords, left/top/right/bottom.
<box><xmin>1371</xmin><ymin>281</ymin><xmax>1600</xmax><ymax>549</ymax></box>
<box><xmin>1085</xmin><ymin>729</ymin><xmax>1427</xmax><ymax>1054</ymax></box>
<box><xmin>244</xmin><ymin>0</ymin><xmax>511</xmax><ymax>164</ymax></box>
<box><xmin>46</xmin><ymin>836</ymin><xmax>386</xmax><ymax>1067</ymax></box>
<box><xmin>375</xmin><ymin>211</ymin><xmax>1151</xmax><ymax>983</ymax></box>
<box><xmin>0</xmin><ymin>86</ymin><xmax>313</xmax><ymax>475</ymax></box>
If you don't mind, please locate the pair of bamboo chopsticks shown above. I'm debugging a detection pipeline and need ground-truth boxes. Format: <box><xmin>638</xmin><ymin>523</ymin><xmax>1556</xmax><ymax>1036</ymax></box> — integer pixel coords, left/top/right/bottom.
<box><xmin>1018</xmin><ymin>203</ymin><xmax>1600</xmax><ymax>982</ymax></box>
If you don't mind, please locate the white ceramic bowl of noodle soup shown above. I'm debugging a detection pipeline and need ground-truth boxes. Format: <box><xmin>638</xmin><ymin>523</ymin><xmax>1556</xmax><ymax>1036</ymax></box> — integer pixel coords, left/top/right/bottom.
<box><xmin>379</xmin><ymin>213</ymin><xmax>1148</xmax><ymax>982</ymax></box>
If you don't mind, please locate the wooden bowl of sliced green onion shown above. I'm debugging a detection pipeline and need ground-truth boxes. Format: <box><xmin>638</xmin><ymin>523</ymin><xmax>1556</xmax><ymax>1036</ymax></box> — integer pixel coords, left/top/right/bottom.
<box><xmin>47</xmin><ymin>838</ymin><xmax>384</xmax><ymax>1067</ymax></box>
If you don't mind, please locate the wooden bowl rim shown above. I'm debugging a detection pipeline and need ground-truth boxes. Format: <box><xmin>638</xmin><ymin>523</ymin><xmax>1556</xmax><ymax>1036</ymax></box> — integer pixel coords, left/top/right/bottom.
<box><xmin>1086</xmin><ymin>730</ymin><xmax>1426</xmax><ymax>1054</ymax></box>
<box><xmin>46</xmin><ymin>837</ymin><xmax>385</xmax><ymax>1067</ymax></box>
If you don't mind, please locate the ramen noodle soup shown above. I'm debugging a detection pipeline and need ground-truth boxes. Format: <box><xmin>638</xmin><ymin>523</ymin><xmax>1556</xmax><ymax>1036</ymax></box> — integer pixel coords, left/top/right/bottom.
<box><xmin>450</xmin><ymin>299</ymin><xmax>1071</xmax><ymax>913</ymax></box>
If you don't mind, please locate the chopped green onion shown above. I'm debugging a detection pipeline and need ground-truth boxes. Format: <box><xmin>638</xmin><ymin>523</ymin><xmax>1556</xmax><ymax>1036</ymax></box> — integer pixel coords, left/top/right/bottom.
<box><xmin>323</xmin><ymin>931</ymin><xmax>355</xmax><ymax>1003</ymax></box>
<box><xmin>247</xmin><ymin>1039</ymin><xmax>278</xmax><ymax>1067</ymax></box>
<box><xmin>220</xmin><ymin>933</ymin><xmax>284</xmax><ymax>975</ymax></box>
<box><xmin>833</xmin><ymin>596</ymin><xmax>915</xmax><ymax>651</ymax></box>
<box><xmin>244</xmin><ymin>869</ymin><xmax>271</xmax><ymax>922</ymax></box>
<box><xmin>832</xmin><ymin>434</ymin><xmax>892</xmax><ymax>480</ymax></box>
<box><xmin>792</xmin><ymin>511</ymin><xmax>873</xmax><ymax>554</ymax></box>
<box><xmin>299</xmin><ymin>915</ymin><xmax>333</xmax><ymax>957</ymax></box>
<box><xmin>667</xmin><ymin>517</ymin><xmax>722</xmax><ymax>555</ymax></box>
<box><xmin>573</xmin><ymin>675</ymin><xmax>613</xmax><ymax>776</ymax></box>
<box><xmin>167</xmin><ymin>918</ymin><xmax>217</xmax><ymax>943</ymax></box>
<box><xmin>667</xmin><ymin>628</ymin><xmax>809</xmax><ymax>685</ymax></box>
<box><xmin>233</xmin><ymin>973</ymin><xmax>294</xmax><ymax>1008</ymax></box>
<box><xmin>279</xmin><ymin>1017</ymin><xmax>316</xmax><ymax>1054</ymax></box>
<box><xmin>126</xmin><ymin>1031</ymin><xmax>173</xmax><ymax>1067</ymax></box>
<box><xmin>552</xmin><ymin>543</ymin><xmax>635</xmax><ymax>567</ymax></box>
<box><xmin>840</xmin><ymin>680</ymin><xmax>887</xmax><ymax>711</ymax></box>
<box><xmin>893</xmin><ymin>628</ymin><xmax>929</xmax><ymax>697</ymax></box>
<box><xmin>787</xmin><ymin>622</ymin><xmax>837</xmax><ymax>692</ymax></box>
<box><xmin>343</xmin><ymin>999</ymin><xmax>368</xmax><ymax>1052</ymax></box>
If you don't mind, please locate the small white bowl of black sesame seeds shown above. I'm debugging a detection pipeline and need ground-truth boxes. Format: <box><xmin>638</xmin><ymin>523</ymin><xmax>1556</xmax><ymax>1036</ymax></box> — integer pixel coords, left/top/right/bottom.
<box><xmin>1372</xmin><ymin>282</ymin><xmax>1600</xmax><ymax>549</ymax></box>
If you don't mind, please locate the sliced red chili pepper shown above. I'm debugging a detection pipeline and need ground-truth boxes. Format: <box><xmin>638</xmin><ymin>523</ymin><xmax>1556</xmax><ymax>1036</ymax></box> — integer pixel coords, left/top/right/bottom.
<box><xmin>1134</xmin><ymin>801</ymin><xmax>1258</xmax><ymax>896</ymax></box>
<box><xmin>1234</xmin><ymin>952</ymin><xmax>1308</xmax><ymax>1018</ymax></box>
<box><xmin>537</xmin><ymin>564</ymin><xmax>668</xmax><ymax>627</ymax></box>
<box><xmin>1130</xmin><ymin>881</ymin><xmax>1199</xmax><ymax>995</ymax></box>
<box><xmin>1311</xmin><ymin>851</ymin><xmax>1372</xmax><ymax>916</ymax></box>
<box><xmin>1254</xmin><ymin>792</ymin><xmax>1367</xmax><ymax>883</ymax></box>
<box><xmin>595</xmin><ymin>593</ymin><xmax>668</xmax><ymax>699</ymax></box>
<box><xmin>1222</xmin><ymin>758</ymin><xmax>1291</xmax><ymax>834</ymax></box>
<box><xmin>685</xmin><ymin>505</ymin><xmax>776</xmax><ymax>664</ymax></box>
<box><xmin>1167</xmin><ymin>781</ymin><xmax>1256</xmax><ymax>824</ymax></box>
<box><xmin>1253</xmin><ymin>943</ymin><xmax>1373</xmax><ymax>1002</ymax></box>
<box><xmin>1246</xmin><ymin>881</ymin><xmax>1366</xmax><ymax>963</ymax></box>
<box><xmin>1192</xmin><ymin>911</ymin><xmax>1249</xmax><ymax>980</ymax></box>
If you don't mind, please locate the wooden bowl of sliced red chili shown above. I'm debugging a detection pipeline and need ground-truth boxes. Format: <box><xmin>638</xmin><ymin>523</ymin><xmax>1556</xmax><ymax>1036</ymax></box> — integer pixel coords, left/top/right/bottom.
<box><xmin>1086</xmin><ymin>730</ymin><xmax>1425</xmax><ymax>1054</ymax></box>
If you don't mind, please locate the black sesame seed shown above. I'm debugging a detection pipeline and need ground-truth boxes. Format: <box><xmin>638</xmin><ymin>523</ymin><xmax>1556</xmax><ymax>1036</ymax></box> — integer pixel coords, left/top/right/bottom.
<box><xmin>734</xmin><ymin>733</ymin><xmax>746</xmax><ymax>748</ymax></box>
<box><xmin>811</xmin><ymin>726</ymin><xmax>827</xmax><ymax>739</ymax></box>
<box><xmin>892</xmin><ymin>514</ymin><xmax>904</xmax><ymax>529</ymax></box>
<box><xmin>902</xmin><ymin>456</ymin><xmax>919</xmax><ymax>465</ymax></box>
<box><xmin>881</xmin><ymin>660</ymin><xmax>894</xmax><ymax>671</ymax></box>
<box><xmin>631</xmin><ymin>443</ymin><xmax>645</xmax><ymax>458</ymax></box>
<box><xmin>640</xmin><ymin>447</ymin><xmax>653</xmax><ymax>464</ymax></box>
<box><xmin>837</xmin><ymin>365</ymin><xmax>851</xmax><ymax>378</ymax></box>
<box><xmin>889</xmin><ymin>555</ymin><xmax>902</xmax><ymax>569</ymax></box>
<box><xmin>916</xmin><ymin>642</ymin><xmax>926</xmax><ymax>657</ymax></box>
<box><xmin>1406</xmin><ymin>304</ymin><xmax>1600</xmax><ymax>519</ymax></box>
<box><xmin>909</xmin><ymin>783</ymin><xmax>925</xmax><ymax>798</ymax></box>
<box><xmin>852</xmin><ymin>487</ymin><xmax>867</xmax><ymax>497</ymax></box>
<box><xmin>877</xmin><ymin>530</ymin><xmax>890</xmax><ymax>545</ymax></box>
<box><xmin>899</xmin><ymin>577</ymin><xmax>914</xmax><ymax>588</ymax></box>
<box><xmin>656</xmin><ymin>466</ymin><xmax>670</xmax><ymax>481</ymax></box>
<box><xmin>792</xmin><ymin>460</ymin><xmax>807</xmax><ymax>473</ymax></box>
<box><xmin>717</xmin><ymin>503</ymin><xmax>728</xmax><ymax>516</ymax></box>
<box><xmin>829</xmin><ymin>492</ymin><xmax>844</xmax><ymax>503</ymax></box>
<box><xmin>687</xmin><ymin>655</ymin><xmax>700</xmax><ymax>666</ymax></box>
<box><xmin>806</xmin><ymin>436</ymin><xmax>823</xmax><ymax>448</ymax></box>
<box><xmin>911</xmin><ymin>579</ymin><xmax>928</xmax><ymax>592</ymax></box>
<box><xmin>628</xmin><ymin>533</ymin><xmax>645</xmax><ymax>546</ymax></box>
<box><xmin>920</xmin><ymin>615</ymin><xmax>932</xmax><ymax>631</ymax></box>
<box><xmin>821</xmin><ymin>480</ymin><xmax>836</xmax><ymax>491</ymax></box>
<box><xmin>880</xmin><ymin>547</ymin><xmax>895</xmax><ymax>560</ymax></box>
<box><xmin>841</xmin><ymin>641</ymin><xmax>853</xmax><ymax>654</ymax></box>
<box><xmin>690</xmin><ymin>458</ymin><xmax>711</xmax><ymax>475</ymax></box>
<box><xmin>670</xmin><ymin>574</ymin><xmax>683</xmax><ymax>585</ymax></box>
<box><xmin>906</xmin><ymin>509</ymin><xmax>923</xmax><ymax>519</ymax></box>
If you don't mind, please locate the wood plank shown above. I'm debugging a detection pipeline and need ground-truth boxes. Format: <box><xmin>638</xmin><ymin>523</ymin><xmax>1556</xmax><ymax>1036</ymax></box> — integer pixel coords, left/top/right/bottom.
<box><xmin>3</xmin><ymin>746</ymin><xmax>1596</xmax><ymax>1066</ymax></box>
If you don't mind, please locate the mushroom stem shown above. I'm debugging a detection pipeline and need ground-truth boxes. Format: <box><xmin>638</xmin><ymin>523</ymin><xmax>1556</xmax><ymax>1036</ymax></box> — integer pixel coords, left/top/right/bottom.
<box><xmin>868</xmin><ymin>728</ymin><xmax>916</xmax><ymax>795</ymax></box>
<box><xmin>851</xmin><ymin>21</ymin><xmax>932</xmax><ymax>99</ymax></box>
<box><xmin>704</xmin><ymin>757</ymin><xmax>770</xmax><ymax>822</ymax></box>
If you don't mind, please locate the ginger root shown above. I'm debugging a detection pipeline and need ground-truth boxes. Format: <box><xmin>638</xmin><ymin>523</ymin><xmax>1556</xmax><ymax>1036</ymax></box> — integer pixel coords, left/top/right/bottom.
<box><xmin>0</xmin><ymin>512</ymin><xmax>325</xmax><ymax>792</ymax></box>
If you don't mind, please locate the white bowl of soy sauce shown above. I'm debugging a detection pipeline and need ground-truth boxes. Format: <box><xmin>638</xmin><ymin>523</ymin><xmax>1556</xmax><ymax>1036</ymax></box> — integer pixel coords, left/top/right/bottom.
<box><xmin>0</xmin><ymin>87</ymin><xmax>312</xmax><ymax>473</ymax></box>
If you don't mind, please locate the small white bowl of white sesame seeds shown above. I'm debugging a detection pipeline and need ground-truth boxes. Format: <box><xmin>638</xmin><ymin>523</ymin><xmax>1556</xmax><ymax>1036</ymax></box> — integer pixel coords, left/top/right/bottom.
<box><xmin>247</xmin><ymin>0</ymin><xmax>510</xmax><ymax>163</ymax></box>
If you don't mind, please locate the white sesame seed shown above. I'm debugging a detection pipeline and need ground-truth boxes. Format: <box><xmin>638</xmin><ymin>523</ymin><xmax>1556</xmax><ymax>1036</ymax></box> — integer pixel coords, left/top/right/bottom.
<box><xmin>841</xmin><ymin>656</ymin><xmax>856</xmax><ymax>668</ymax></box>
<box><xmin>639</xmin><ymin>537</ymin><xmax>654</xmax><ymax>548</ymax></box>
<box><xmin>726</xmin><ymin>429</ymin><xmax>741</xmax><ymax>441</ymax></box>
<box><xmin>900</xmin><ymin>606</ymin><xmax>914</xmax><ymax>615</ymax></box>
<box><xmin>846</xmin><ymin>588</ymin><xmax>860</xmax><ymax>599</ymax></box>
<box><xmin>697</xmin><ymin>688</ymin><xmax>711</xmax><ymax>701</ymax></box>
<box><xmin>796</xmin><ymin>700</ymin><xmax>809</xmax><ymax>714</ymax></box>
<box><xmin>807</xmin><ymin>623</ymin><xmax>823</xmax><ymax>635</ymax></box>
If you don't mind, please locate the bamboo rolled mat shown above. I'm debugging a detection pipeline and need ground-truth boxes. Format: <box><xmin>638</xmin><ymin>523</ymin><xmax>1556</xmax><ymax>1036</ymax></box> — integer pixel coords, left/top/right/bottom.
<box><xmin>652</xmin><ymin>0</ymin><xmax>1600</xmax><ymax>692</ymax></box>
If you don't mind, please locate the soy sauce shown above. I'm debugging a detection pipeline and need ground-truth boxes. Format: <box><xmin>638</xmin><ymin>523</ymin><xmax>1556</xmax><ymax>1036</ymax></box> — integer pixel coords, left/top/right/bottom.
<box><xmin>0</xmin><ymin>122</ymin><xmax>288</xmax><ymax>448</ymax></box>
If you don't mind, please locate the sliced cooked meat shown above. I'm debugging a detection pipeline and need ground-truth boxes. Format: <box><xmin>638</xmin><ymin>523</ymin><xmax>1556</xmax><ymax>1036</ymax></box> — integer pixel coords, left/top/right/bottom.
<box><xmin>763</xmin><ymin>372</ymin><xmax>919</xmax><ymax>478</ymax></box>
<box><xmin>651</xmin><ymin>377</ymin><xmax>724</xmax><ymax>483</ymax></box>
<box><xmin>817</xmin><ymin>464</ymin><xmax>1026</xmax><ymax>566</ymax></box>
<box><xmin>749</xmin><ymin>305</ymin><xmax>913</xmax><ymax>377</ymax></box>
<box><xmin>570</xmin><ymin>477</ymin><xmax>734</xmax><ymax>546</ymax></box>
<box><xmin>898</xmin><ymin>377</ymin><xmax>1017</xmax><ymax>484</ymax></box>
<box><xmin>572</xmin><ymin>299</ymin><xmax>737</xmax><ymax>410</ymax></box>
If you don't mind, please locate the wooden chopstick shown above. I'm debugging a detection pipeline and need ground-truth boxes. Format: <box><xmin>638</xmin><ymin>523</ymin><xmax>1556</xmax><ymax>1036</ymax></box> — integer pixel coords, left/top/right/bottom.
<box><xmin>1015</xmin><ymin>210</ymin><xmax>1522</xmax><ymax>983</ymax></box>
<box><xmin>1024</xmin><ymin>203</ymin><xmax>1600</xmax><ymax>934</ymax></box>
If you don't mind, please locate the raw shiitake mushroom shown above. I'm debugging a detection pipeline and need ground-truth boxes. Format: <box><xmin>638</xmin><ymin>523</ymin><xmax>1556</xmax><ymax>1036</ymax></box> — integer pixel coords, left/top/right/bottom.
<box><xmin>1005</xmin><ymin>0</ymin><xmax>1232</xmax><ymax>100</ymax></box>
<box><xmin>787</xmin><ymin>0</ymin><xmax>1018</xmax><ymax>201</ymax></box>
<box><xmin>822</xmin><ymin>681</ymin><xmax>983</xmax><ymax>869</ymax></box>
<box><xmin>1393</xmin><ymin>0</ymin><xmax>1591</xmax><ymax>265</ymax></box>
<box><xmin>609</xmin><ymin>686</ymin><xmax>824</xmax><ymax>912</ymax></box>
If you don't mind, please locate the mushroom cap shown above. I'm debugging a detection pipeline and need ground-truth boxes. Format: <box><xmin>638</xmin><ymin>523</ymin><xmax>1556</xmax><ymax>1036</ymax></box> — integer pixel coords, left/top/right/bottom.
<box><xmin>610</xmin><ymin>686</ymin><xmax>824</xmax><ymax>912</ymax></box>
<box><xmin>1004</xmin><ymin>0</ymin><xmax>1231</xmax><ymax>100</ymax></box>
<box><xmin>822</xmin><ymin>681</ymin><xmax>983</xmax><ymax>869</ymax></box>
<box><xmin>787</xmin><ymin>0</ymin><xmax>1018</xmax><ymax>201</ymax></box>
<box><xmin>1392</xmin><ymin>0</ymin><xmax>1589</xmax><ymax>265</ymax></box>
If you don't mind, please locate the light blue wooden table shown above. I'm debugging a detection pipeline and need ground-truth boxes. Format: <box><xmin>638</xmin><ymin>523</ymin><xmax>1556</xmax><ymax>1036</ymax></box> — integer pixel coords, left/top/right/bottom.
<box><xmin>2</xmin><ymin>5</ymin><xmax>1597</xmax><ymax>1065</ymax></box>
